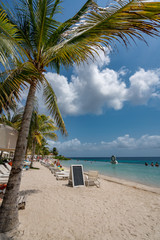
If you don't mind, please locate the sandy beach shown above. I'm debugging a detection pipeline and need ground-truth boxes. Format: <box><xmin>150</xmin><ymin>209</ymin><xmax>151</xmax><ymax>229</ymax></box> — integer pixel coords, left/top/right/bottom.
<box><xmin>9</xmin><ymin>162</ymin><xmax>160</xmax><ymax>240</ymax></box>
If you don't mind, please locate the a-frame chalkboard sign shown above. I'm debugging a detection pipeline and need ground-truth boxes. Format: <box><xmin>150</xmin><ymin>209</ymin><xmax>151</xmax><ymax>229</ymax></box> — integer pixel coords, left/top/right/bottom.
<box><xmin>69</xmin><ymin>165</ymin><xmax>85</xmax><ymax>187</ymax></box>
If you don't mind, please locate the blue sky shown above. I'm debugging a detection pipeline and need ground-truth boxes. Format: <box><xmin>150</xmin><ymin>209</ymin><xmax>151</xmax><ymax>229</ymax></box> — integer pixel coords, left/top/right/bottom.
<box><xmin>14</xmin><ymin>0</ymin><xmax>160</xmax><ymax>157</ymax></box>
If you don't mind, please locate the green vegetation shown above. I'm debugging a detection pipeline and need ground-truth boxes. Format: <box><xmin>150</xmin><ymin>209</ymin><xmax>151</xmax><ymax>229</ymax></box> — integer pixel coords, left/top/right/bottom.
<box><xmin>52</xmin><ymin>147</ymin><xmax>58</xmax><ymax>156</ymax></box>
<box><xmin>30</xmin><ymin>166</ymin><xmax>40</xmax><ymax>170</ymax></box>
<box><xmin>55</xmin><ymin>155</ymin><xmax>71</xmax><ymax>160</ymax></box>
<box><xmin>27</xmin><ymin>111</ymin><xmax>58</xmax><ymax>166</ymax></box>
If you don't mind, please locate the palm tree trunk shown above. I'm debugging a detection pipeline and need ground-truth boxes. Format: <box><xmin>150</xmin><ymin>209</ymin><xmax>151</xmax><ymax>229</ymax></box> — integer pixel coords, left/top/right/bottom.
<box><xmin>0</xmin><ymin>83</ymin><xmax>36</xmax><ymax>233</ymax></box>
<box><xmin>30</xmin><ymin>139</ymin><xmax>36</xmax><ymax>168</ymax></box>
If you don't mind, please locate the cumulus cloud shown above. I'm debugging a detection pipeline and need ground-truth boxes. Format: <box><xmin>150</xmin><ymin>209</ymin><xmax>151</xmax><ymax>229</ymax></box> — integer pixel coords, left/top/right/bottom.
<box><xmin>48</xmin><ymin>134</ymin><xmax>160</xmax><ymax>157</ymax></box>
<box><xmin>127</xmin><ymin>68</ymin><xmax>160</xmax><ymax>105</ymax></box>
<box><xmin>43</xmin><ymin>48</ymin><xmax>128</xmax><ymax>115</ymax></box>
<box><xmin>19</xmin><ymin>48</ymin><xmax>160</xmax><ymax>116</ymax></box>
<box><xmin>41</xmin><ymin>50</ymin><xmax>160</xmax><ymax>116</ymax></box>
<box><xmin>104</xmin><ymin>134</ymin><xmax>160</xmax><ymax>149</ymax></box>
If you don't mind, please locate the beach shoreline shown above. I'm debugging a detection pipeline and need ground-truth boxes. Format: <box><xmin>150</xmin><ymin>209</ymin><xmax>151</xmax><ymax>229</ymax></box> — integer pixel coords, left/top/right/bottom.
<box><xmin>61</xmin><ymin>158</ymin><xmax>160</xmax><ymax>189</ymax></box>
<box><xmin>99</xmin><ymin>174</ymin><xmax>160</xmax><ymax>195</ymax></box>
<box><xmin>63</xmin><ymin>165</ymin><xmax>160</xmax><ymax>195</ymax></box>
<box><xmin>2</xmin><ymin>162</ymin><xmax>159</xmax><ymax>240</ymax></box>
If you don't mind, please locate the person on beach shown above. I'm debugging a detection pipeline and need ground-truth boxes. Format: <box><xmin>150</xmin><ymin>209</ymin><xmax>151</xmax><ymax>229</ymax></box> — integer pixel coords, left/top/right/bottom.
<box><xmin>145</xmin><ymin>162</ymin><xmax>148</xmax><ymax>166</ymax></box>
<box><xmin>56</xmin><ymin>160</ymin><xmax>60</xmax><ymax>167</ymax></box>
<box><xmin>155</xmin><ymin>162</ymin><xmax>159</xmax><ymax>167</ymax></box>
<box><xmin>151</xmin><ymin>162</ymin><xmax>154</xmax><ymax>166</ymax></box>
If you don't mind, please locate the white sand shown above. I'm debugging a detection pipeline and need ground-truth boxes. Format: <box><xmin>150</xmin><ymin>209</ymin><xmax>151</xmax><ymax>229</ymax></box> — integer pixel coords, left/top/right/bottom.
<box><xmin>13</xmin><ymin>162</ymin><xmax>160</xmax><ymax>239</ymax></box>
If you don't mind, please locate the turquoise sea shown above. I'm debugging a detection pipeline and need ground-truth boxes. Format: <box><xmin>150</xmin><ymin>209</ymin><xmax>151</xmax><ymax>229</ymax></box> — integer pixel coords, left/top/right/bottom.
<box><xmin>61</xmin><ymin>157</ymin><xmax>160</xmax><ymax>188</ymax></box>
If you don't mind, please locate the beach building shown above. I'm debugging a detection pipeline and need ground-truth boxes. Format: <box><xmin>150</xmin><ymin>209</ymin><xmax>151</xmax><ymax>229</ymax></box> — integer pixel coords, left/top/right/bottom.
<box><xmin>0</xmin><ymin>124</ymin><xmax>18</xmax><ymax>159</ymax></box>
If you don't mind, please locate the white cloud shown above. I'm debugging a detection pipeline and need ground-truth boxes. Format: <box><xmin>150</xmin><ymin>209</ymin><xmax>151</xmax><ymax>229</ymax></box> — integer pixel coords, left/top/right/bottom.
<box><xmin>48</xmin><ymin>134</ymin><xmax>160</xmax><ymax>157</ymax></box>
<box><xmin>43</xmin><ymin>48</ymin><xmax>128</xmax><ymax>115</ymax></box>
<box><xmin>127</xmin><ymin>68</ymin><xmax>160</xmax><ymax>105</ymax></box>
<box><xmin>41</xmin><ymin>47</ymin><xmax>160</xmax><ymax>116</ymax></box>
<box><xmin>19</xmin><ymin>49</ymin><xmax>160</xmax><ymax>116</ymax></box>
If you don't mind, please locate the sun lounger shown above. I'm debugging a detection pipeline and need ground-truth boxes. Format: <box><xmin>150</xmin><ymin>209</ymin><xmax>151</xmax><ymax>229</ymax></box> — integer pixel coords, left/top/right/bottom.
<box><xmin>23</xmin><ymin>161</ymin><xmax>31</xmax><ymax>166</ymax></box>
<box><xmin>56</xmin><ymin>171</ymin><xmax>69</xmax><ymax>180</ymax></box>
<box><xmin>0</xmin><ymin>177</ymin><xmax>8</xmax><ymax>184</ymax></box>
<box><xmin>50</xmin><ymin>167</ymin><xmax>61</xmax><ymax>175</ymax></box>
<box><xmin>0</xmin><ymin>183</ymin><xmax>7</xmax><ymax>194</ymax></box>
<box><xmin>0</xmin><ymin>174</ymin><xmax>9</xmax><ymax>178</ymax></box>
<box><xmin>18</xmin><ymin>195</ymin><xmax>27</xmax><ymax>210</ymax></box>
<box><xmin>0</xmin><ymin>165</ymin><xmax>10</xmax><ymax>175</ymax></box>
<box><xmin>4</xmin><ymin>163</ymin><xmax>12</xmax><ymax>171</ymax></box>
<box><xmin>56</xmin><ymin>173</ymin><xmax>69</xmax><ymax>180</ymax></box>
<box><xmin>85</xmin><ymin>170</ymin><xmax>100</xmax><ymax>188</ymax></box>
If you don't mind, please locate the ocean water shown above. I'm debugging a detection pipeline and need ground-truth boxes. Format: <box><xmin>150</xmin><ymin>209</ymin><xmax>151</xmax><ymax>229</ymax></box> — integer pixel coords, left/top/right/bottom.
<box><xmin>61</xmin><ymin>157</ymin><xmax>160</xmax><ymax>188</ymax></box>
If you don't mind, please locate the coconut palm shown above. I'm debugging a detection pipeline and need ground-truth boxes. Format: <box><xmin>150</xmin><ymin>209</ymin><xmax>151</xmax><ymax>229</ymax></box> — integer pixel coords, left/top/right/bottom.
<box><xmin>35</xmin><ymin>138</ymin><xmax>50</xmax><ymax>157</ymax></box>
<box><xmin>1</xmin><ymin>0</ymin><xmax>160</xmax><ymax>233</ymax></box>
<box><xmin>27</xmin><ymin>111</ymin><xmax>58</xmax><ymax>166</ymax></box>
<box><xmin>53</xmin><ymin>147</ymin><xmax>58</xmax><ymax>156</ymax></box>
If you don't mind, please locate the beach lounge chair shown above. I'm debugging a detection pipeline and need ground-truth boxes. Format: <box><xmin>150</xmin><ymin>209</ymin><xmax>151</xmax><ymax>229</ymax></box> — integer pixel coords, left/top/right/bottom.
<box><xmin>23</xmin><ymin>160</ymin><xmax>31</xmax><ymax>166</ymax></box>
<box><xmin>50</xmin><ymin>167</ymin><xmax>61</xmax><ymax>175</ymax></box>
<box><xmin>0</xmin><ymin>165</ymin><xmax>10</xmax><ymax>175</ymax></box>
<box><xmin>4</xmin><ymin>163</ymin><xmax>12</xmax><ymax>171</ymax></box>
<box><xmin>18</xmin><ymin>195</ymin><xmax>27</xmax><ymax>210</ymax></box>
<box><xmin>56</xmin><ymin>171</ymin><xmax>69</xmax><ymax>180</ymax></box>
<box><xmin>85</xmin><ymin>171</ymin><xmax>100</xmax><ymax>188</ymax></box>
<box><xmin>0</xmin><ymin>174</ymin><xmax>9</xmax><ymax>179</ymax></box>
<box><xmin>0</xmin><ymin>177</ymin><xmax>8</xmax><ymax>184</ymax></box>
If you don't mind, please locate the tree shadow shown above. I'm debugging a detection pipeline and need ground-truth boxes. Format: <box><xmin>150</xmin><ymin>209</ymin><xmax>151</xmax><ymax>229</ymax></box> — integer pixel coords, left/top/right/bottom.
<box><xmin>19</xmin><ymin>189</ymin><xmax>41</xmax><ymax>196</ymax></box>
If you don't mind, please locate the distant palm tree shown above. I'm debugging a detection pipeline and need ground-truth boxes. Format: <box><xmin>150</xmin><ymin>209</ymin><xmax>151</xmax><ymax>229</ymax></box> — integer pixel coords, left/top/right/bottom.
<box><xmin>35</xmin><ymin>138</ymin><xmax>50</xmax><ymax>157</ymax></box>
<box><xmin>1</xmin><ymin>0</ymin><xmax>160</xmax><ymax>233</ymax></box>
<box><xmin>27</xmin><ymin>111</ymin><xmax>57</xmax><ymax>166</ymax></box>
<box><xmin>53</xmin><ymin>147</ymin><xmax>58</xmax><ymax>156</ymax></box>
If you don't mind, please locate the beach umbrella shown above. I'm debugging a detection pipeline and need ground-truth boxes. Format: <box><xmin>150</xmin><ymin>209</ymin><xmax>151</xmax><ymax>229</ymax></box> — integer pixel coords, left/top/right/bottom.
<box><xmin>0</xmin><ymin>124</ymin><xmax>18</xmax><ymax>152</ymax></box>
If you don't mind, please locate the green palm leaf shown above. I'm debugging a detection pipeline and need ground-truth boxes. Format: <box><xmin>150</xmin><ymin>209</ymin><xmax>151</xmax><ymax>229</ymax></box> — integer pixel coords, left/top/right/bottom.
<box><xmin>44</xmin><ymin>0</ymin><xmax>160</xmax><ymax>66</ymax></box>
<box><xmin>42</xmin><ymin>76</ymin><xmax>67</xmax><ymax>136</ymax></box>
<box><xmin>0</xmin><ymin>8</ymin><xmax>21</xmax><ymax>67</ymax></box>
<box><xmin>0</xmin><ymin>61</ymin><xmax>40</xmax><ymax>111</ymax></box>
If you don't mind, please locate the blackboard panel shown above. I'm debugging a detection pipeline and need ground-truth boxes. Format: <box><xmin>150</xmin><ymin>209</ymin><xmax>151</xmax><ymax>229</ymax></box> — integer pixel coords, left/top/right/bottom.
<box><xmin>71</xmin><ymin>165</ymin><xmax>84</xmax><ymax>187</ymax></box>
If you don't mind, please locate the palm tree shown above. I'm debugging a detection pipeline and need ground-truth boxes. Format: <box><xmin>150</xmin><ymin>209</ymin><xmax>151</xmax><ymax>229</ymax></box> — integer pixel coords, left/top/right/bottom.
<box><xmin>1</xmin><ymin>0</ymin><xmax>160</xmax><ymax>233</ymax></box>
<box><xmin>35</xmin><ymin>138</ymin><xmax>50</xmax><ymax>157</ymax></box>
<box><xmin>53</xmin><ymin>147</ymin><xmax>58</xmax><ymax>156</ymax></box>
<box><xmin>27</xmin><ymin>111</ymin><xmax>58</xmax><ymax>166</ymax></box>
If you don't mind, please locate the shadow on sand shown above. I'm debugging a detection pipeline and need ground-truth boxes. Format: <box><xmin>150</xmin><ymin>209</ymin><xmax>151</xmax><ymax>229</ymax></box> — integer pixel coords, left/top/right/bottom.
<box><xmin>19</xmin><ymin>189</ymin><xmax>41</xmax><ymax>196</ymax></box>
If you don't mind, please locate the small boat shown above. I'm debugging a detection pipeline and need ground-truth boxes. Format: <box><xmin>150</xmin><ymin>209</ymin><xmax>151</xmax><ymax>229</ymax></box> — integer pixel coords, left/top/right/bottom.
<box><xmin>110</xmin><ymin>155</ymin><xmax>118</xmax><ymax>164</ymax></box>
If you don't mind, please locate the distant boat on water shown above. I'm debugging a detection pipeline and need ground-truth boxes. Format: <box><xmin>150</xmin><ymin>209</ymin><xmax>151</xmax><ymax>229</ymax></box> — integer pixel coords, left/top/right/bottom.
<box><xmin>110</xmin><ymin>155</ymin><xmax>118</xmax><ymax>164</ymax></box>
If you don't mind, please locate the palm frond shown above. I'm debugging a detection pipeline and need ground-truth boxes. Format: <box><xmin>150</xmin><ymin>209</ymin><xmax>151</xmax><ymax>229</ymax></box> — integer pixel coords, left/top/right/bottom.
<box><xmin>43</xmin><ymin>132</ymin><xmax>57</xmax><ymax>140</ymax></box>
<box><xmin>0</xmin><ymin>8</ymin><xmax>22</xmax><ymax>67</ymax></box>
<box><xmin>47</xmin><ymin>0</ymin><xmax>96</xmax><ymax>48</ymax></box>
<box><xmin>42</xmin><ymin>76</ymin><xmax>67</xmax><ymax>136</ymax></box>
<box><xmin>44</xmin><ymin>0</ymin><xmax>160</xmax><ymax>66</ymax></box>
<box><xmin>33</xmin><ymin>0</ymin><xmax>62</xmax><ymax>59</ymax></box>
<box><xmin>0</xmin><ymin>62</ymin><xmax>40</xmax><ymax>112</ymax></box>
<box><xmin>34</xmin><ymin>133</ymin><xmax>43</xmax><ymax>145</ymax></box>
